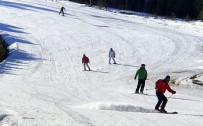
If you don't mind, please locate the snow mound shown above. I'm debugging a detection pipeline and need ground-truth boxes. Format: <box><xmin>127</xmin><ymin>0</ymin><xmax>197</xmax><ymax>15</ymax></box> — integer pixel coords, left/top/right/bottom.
<box><xmin>174</xmin><ymin>73</ymin><xmax>203</xmax><ymax>87</ymax></box>
<box><xmin>0</xmin><ymin>109</ymin><xmax>18</xmax><ymax>126</ymax></box>
<box><xmin>8</xmin><ymin>42</ymin><xmax>18</xmax><ymax>54</ymax></box>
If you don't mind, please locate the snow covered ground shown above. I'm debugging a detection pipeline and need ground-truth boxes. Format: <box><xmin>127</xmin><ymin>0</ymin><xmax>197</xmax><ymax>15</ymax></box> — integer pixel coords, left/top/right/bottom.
<box><xmin>0</xmin><ymin>0</ymin><xmax>203</xmax><ymax>125</ymax></box>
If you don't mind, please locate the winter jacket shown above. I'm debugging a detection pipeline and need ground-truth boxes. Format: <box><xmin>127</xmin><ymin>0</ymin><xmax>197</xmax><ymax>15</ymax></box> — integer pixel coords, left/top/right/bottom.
<box><xmin>109</xmin><ymin>50</ymin><xmax>115</xmax><ymax>58</ymax></box>
<box><xmin>134</xmin><ymin>68</ymin><xmax>147</xmax><ymax>80</ymax></box>
<box><xmin>156</xmin><ymin>79</ymin><xmax>175</xmax><ymax>94</ymax></box>
<box><xmin>82</xmin><ymin>56</ymin><xmax>89</xmax><ymax>63</ymax></box>
<box><xmin>60</xmin><ymin>7</ymin><xmax>65</xmax><ymax>11</ymax></box>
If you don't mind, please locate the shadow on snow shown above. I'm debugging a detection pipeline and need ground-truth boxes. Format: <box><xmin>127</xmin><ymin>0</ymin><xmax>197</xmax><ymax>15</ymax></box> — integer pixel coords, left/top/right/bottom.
<box><xmin>4</xmin><ymin>33</ymin><xmax>37</xmax><ymax>45</ymax></box>
<box><xmin>0</xmin><ymin>23</ymin><xmax>37</xmax><ymax>45</ymax></box>
<box><xmin>0</xmin><ymin>0</ymin><xmax>58</xmax><ymax>13</ymax></box>
<box><xmin>0</xmin><ymin>49</ymin><xmax>41</xmax><ymax>75</ymax></box>
<box><xmin>0</xmin><ymin>23</ymin><xmax>27</xmax><ymax>34</ymax></box>
<box><xmin>179</xmin><ymin>113</ymin><xmax>203</xmax><ymax>117</ymax></box>
<box><xmin>0</xmin><ymin>23</ymin><xmax>41</xmax><ymax>74</ymax></box>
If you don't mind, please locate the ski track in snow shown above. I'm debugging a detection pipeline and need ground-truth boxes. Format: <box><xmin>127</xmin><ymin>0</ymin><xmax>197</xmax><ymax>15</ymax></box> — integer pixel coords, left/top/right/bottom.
<box><xmin>0</xmin><ymin>0</ymin><xmax>203</xmax><ymax>125</ymax></box>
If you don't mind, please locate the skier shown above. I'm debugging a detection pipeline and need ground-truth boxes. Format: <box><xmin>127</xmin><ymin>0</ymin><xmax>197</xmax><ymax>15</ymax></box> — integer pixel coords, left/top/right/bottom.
<box><xmin>155</xmin><ymin>75</ymin><xmax>176</xmax><ymax>113</ymax></box>
<box><xmin>89</xmin><ymin>0</ymin><xmax>93</xmax><ymax>6</ymax></box>
<box><xmin>134</xmin><ymin>64</ymin><xmax>147</xmax><ymax>94</ymax></box>
<box><xmin>109</xmin><ymin>48</ymin><xmax>116</xmax><ymax>64</ymax></box>
<box><xmin>82</xmin><ymin>54</ymin><xmax>91</xmax><ymax>71</ymax></box>
<box><xmin>59</xmin><ymin>6</ymin><xmax>66</xmax><ymax>16</ymax></box>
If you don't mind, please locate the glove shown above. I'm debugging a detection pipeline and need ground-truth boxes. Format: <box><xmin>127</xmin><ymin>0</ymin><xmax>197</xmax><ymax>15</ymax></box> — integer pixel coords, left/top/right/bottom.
<box><xmin>172</xmin><ymin>91</ymin><xmax>176</xmax><ymax>94</ymax></box>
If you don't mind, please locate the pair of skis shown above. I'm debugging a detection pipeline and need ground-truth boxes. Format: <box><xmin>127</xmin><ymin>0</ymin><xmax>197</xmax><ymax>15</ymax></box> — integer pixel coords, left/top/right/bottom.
<box><xmin>154</xmin><ymin>110</ymin><xmax>178</xmax><ymax>114</ymax></box>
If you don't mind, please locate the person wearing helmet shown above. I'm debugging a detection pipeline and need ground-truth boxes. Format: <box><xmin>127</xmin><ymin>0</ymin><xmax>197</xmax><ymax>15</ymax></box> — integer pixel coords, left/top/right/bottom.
<box><xmin>82</xmin><ymin>54</ymin><xmax>91</xmax><ymax>71</ymax></box>
<box><xmin>109</xmin><ymin>48</ymin><xmax>116</xmax><ymax>64</ymax></box>
<box><xmin>155</xmin><ymin>75</ymin><xmax>176</xmax><ymax>113</ymax></box>
<box><xmin>59</xmin><ymin>6</ymin><xmax>66</xmax><ymax>16</ymax></box>
<box><xmin>134</xmin><ymin>64</ymin><xmax>147</xmax><ymax>94</ymax></box>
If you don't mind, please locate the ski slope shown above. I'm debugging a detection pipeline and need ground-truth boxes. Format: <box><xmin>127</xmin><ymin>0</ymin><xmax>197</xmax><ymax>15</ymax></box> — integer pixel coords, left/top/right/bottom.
<box><xmin>0</xmin><ymin>0</ymin><xmax>203</xmax><ymax>125</ymax></box>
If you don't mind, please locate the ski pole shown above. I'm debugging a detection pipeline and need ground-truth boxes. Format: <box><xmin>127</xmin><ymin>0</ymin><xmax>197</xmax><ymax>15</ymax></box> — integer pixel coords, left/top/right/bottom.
<box><xmin>146</xmin><ymin>88</ymin><xmax>155</xmax><ymax>91</ymax></box>
<box><xmin>167</xmin><ymin>94</ymin><xmax>173</xmax><ymax>100</ymax></box>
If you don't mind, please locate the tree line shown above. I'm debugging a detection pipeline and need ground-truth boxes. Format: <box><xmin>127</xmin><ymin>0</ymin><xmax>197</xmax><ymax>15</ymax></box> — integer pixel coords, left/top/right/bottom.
<box><xmin>69</xmin><ymin>0</ymin><xmax>203</xmax><ymax>20</ymax></box>
<box><xmin>0</xmin><ymin>34</ymin><xmax>8</xmax><ymax>62</ymax></box>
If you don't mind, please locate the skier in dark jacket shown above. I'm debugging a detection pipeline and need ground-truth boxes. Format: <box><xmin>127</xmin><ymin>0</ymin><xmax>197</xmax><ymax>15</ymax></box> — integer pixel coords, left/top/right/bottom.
<box><xmin>109</xmin><ymin>48</ymin><xmax>116</xmax><ymax>64</ymax></box>
<box><xmin>155</xmin><ymin>75</ymin><xmax>176</xmax><ymax>113</ymax></box>
<box><xmin>82</xmin><ymin>54</ymin><xmax>91</xmax><ymax>71</ymax></box>
<box><xmin>134</xmin><ymin>64</ymin><xmax>147</xmax><ymax>94</ymax></box>
<box><xmin>59</xmin><ymin>6</ymin><xmax>66</xmax><ymax>16</ymax></box>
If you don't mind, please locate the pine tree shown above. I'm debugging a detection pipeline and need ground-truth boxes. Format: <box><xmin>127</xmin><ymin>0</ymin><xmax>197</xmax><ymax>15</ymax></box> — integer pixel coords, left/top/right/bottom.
<box><xmin>198</xmin><ymin>0</ymin><xmax>203</xmax><ymax>20</ymax></box>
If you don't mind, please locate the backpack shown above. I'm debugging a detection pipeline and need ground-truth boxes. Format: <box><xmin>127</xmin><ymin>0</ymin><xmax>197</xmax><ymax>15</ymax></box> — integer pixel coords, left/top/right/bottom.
<box><xmin>155</xmin><ymin>81</ymin><xmax>158</xmax><ymax>89</ymax></box>
<box><xmin>155</xmin><ymin>79</ymin><xmax>161</xmax><ymax>89</ymax></box>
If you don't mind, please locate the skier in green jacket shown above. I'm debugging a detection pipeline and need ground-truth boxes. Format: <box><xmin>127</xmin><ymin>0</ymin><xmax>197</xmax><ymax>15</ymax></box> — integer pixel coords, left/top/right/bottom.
<box><xmin>134</xmin><ymin>64</ymin><xmax>148</xmax><ymax>94</ymax></box>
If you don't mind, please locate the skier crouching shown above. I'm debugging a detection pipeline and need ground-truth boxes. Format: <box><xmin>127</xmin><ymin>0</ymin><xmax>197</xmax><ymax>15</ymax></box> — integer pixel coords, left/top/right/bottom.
<box><xmin>155</xmin><ymin>75</ymin><xmax>176</xmax><ymax>113</ymax></box>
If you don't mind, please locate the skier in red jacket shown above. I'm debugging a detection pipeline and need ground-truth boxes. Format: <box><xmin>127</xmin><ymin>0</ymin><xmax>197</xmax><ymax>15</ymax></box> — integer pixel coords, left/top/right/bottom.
<box><xmin>155</xmin><ymin>75</ymin><xmax>176</xmax><ymax>113</ymax></box>
<box><xmin>82</xmin><ymin>54</ymin><xmax>91</xmax><ymax>71</ymax></box>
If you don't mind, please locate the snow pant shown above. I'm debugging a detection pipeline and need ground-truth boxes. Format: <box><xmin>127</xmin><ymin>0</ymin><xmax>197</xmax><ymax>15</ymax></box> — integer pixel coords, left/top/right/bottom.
<box><xmin>155</xmin><ymin>91</ymin><xmax>168</xmax><ymax>110</ymax></box>
<box><xmin>135</xmin><ymin>79</ymin><xmax>145</xmax><ymax>93</ymax></box>
<box><xmin>83</xmin><ymin>63</ymin><xmax>90</xmax><ymax>71</ymax></box>
<box><xmin>59</xmin><ymin>11</ymin><xmax>64</xmax><ymax>16</ymax></box>
<box><xmin>109</xmin><ymin>57</ymin><xmax>116</xmax><ymax>64</ymax></box>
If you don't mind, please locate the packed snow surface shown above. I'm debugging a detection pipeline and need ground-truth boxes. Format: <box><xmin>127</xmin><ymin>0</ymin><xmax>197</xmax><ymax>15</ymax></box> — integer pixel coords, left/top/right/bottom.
<box><xmin>0</xmin><ymin>0</ymin><xmax>203</xmax><ymax>125</ymax></box>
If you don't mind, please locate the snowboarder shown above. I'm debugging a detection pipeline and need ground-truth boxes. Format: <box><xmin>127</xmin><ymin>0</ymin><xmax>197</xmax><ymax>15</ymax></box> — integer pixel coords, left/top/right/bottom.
<box><xmin>155</xmin><ymin>75</ymin><xmax>176</xmax><ymax>113</ymax></box>
<box><xmin>59</xmin><ymin>6</ymin><xmax>66</xmax><ymax>16</ymax></box>
<box><xmin>109</xmin><ymin>48</ymin><xmax>116</xmax><ymax>64</ymax></box>
<box><xmin>82</xmin><ymin>54</ymin><xmax>91</xmax><ymax>71</ymax></box>
<box><xmin>134</xmin><ymin>64</ymin><xmax>147</xmax><ymax>94</ymax></box>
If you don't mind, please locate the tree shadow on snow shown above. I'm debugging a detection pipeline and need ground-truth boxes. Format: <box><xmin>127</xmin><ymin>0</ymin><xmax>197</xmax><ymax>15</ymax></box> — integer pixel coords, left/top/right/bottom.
<box><xmin>18</xmin><ymin>0</ymin><xmax>59</xmax><ymax>10</ymax></box>
<box><xmin>0</xmin><ymin>0</ymin><xmax>58</xmax><ymax>13</ymax></box>
<box><xmin>0</xmin><ymin>23</ymin><xmax>27</xmax><ymax>34</ymax></box>
<box><xmin>0</xmin><ymin>49</ymin><xmax>42</xmax><ymax>75</ymax></box>
<box><xmin>91</xmin><ymin>14</ymin><xmax>139</xmax><ymax>25</ymax></box>
<box><xmin>0</xmin><ymin>22</ymin><xmax>43</xmax><ymax>74</ymax></box>
<box><xmin>4</xmin><ymin>33</ymin><xmax>37</xmax><ymax>45</ymax></box>
<box><xmin>0</xmin><ymin>23</ymin><xmax>37</xmax><ymax>45</ymax></box>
